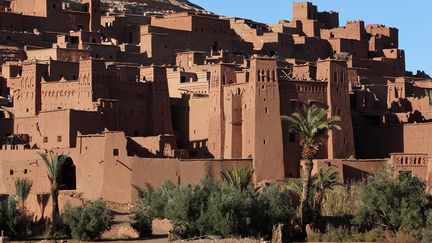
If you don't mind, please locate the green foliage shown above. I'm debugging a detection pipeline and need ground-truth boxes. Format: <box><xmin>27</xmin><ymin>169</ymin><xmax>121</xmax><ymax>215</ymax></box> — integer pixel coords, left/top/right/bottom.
<box><xmin>257</xmin><ymin>185</ymin><xmax>296</xmax><ymax>236</ymax></box>
<box><xmin>38</xmin><ymin>151</ymin><xmax>68</xmax><ymax>185</ymax></box>
<box><xmin>321</xmin><ymin>182</ymin><xmax>362</xmax><ymax>217</ymax></box>
<box><xmin>136</xmin><ymin>175</ymin><xmax>295</xmax><ymax>240</ymax></box>
<box><xmin>0</xmin><ymin>197</ymin><xmax>32</xmax><ymax>239</ymax></box>
<box><xmin>353</xmin><ymin>171</ymin><xmax>431</xmax><ymax>239</ymax></box>
<box><xmin>14</xmin><ymin>178</ymin><xmax>33</xmax><ymax>209</ymax></box>
<box><xmin>62</xmin><ymin>201</ymin><xmax>112</xmax><ymax>241</ymax></box>
<box><xmin>310</xmin><ymin>168</ymin><xmax>341</xmax><ymax>218</ymax></box>
<box><xmin>281</xmin><ymin>104</ymin><xmax>341</xmax><ymax>159</ymax></box>
<box><xmin>220</xmin><ymin>167</ymin><xmax>254</xmax><ymax>191</ymax></box>
<box><xmin>288</xmin><ymin>168</ymin><xmax>341</xmax><ymax>220</ymax></box>
<box><xmin>140</xmin><ymin>180</ymin><xmax>176</xmax><ymax>219</ymax></box>
<box><xmin>205</xmin><ymin>185</ymin><xmax>261</xmax><ymax>237</ymax></box>
<box><xmin>130</xmin><ymin>199</ymin><xmax>152</xmax><ymax>238</ymax></box>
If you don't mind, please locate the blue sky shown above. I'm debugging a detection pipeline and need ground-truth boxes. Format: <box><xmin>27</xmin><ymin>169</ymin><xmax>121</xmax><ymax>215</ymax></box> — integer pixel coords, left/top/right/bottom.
<box><xmin>191</xmin><ymin>0</ymin><xmax>431</xmax><ymax>75</ymax></box>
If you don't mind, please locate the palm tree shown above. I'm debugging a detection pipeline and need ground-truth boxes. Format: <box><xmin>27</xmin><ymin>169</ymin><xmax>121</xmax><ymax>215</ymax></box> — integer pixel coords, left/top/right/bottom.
<box><xmin>220</xmin><ymin>167</ymin><xmax>254</xmax><ymax>191</ymax></box>
<box><xmin>311</xmin><ymin>168</ymin><xmax>340</xmax><ymax>219</ymax></box>
<box><xmin>15</xmin><ymin>178</ymin><xmax>33</xmax><ymax>209</ymax></box>
<box><xmin>38</xmin><ymin>151</ymin><xmax>68</xmax><ymax>233</ymax></box>
<box><xmin>281</xmin><ymin>105</ymin><xmax>341</xmax><ymax>226</ymax></box>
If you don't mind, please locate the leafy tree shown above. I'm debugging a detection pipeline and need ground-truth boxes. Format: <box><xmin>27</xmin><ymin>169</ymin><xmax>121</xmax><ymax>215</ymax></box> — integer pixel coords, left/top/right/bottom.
<box><xmin>353</xmin><ymin>171</ymin><xmax>431</xmax><ymax>239</ymax></box>
<box><xmin>62</xmin><ymin>201</ymin><xmax>112</xmax><ymax>241</ymax></box>
<box><xmin>310</xmin><ymin>168</ymin><xmax>341</xmax><ymax>219</ymax></box>
<box><xmin>281</xmin><ymin>105</ymin><xmax>341</xmax><ymax>226</ymax></box>
<box><xmin>38</xmin><ymin>151</ymin><xmax>68</xmax><ymax>234</ymax></box>
<box><xmin>258</xmin><ymin>185</ymin><xmax>296</xmax><ymax>239</ymax></box>
<box><xmin>0</xmin><ymin>197</ymin><xmax>32</xmax><ymax>239</ymax></box>
<box><xmin>14</xmin><ymin>178</ymin><xmax>33</xmax><ymax>210</ymax></box>
<box><xmin>130</xmin><ymin>199</ymin><xmax>152</xmax><ymax>238</ymax></box>
<box><xmin>140</xmin><ymin>180</ymin><xmax>176</xmax><ymax>219</ymax></box>
<box><xmin>205</xmin><ymin>185</ymin><xmax>260</xmax><ymax>237</ymax></box>
<box><xmin>220</xmin><ymin>167</ymin><xmax>254</xmax><ymax>191</ymax></box>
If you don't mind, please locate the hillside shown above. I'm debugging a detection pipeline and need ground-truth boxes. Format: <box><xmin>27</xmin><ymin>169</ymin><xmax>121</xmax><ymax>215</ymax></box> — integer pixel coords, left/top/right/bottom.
<box><xmin>68</xmin><ymin>0</ymin><xmax>208</xmax><ymax>15</ymax></box>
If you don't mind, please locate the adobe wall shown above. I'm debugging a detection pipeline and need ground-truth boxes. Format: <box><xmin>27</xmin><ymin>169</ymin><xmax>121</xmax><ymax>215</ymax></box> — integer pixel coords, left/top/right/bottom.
<box><xmin>354</xmin><ymin>122</ymin><xmax>432</xmax><ymax>159</ymax></box>
<box><xmin>311</xmin><ymin>158</ymin><xmax>388</xmax><ymax>182</ymax></box>
<box><xmin>129</xmin><ymin>158</ymin><xmax>253</xmax><ymax>199</ymax></box>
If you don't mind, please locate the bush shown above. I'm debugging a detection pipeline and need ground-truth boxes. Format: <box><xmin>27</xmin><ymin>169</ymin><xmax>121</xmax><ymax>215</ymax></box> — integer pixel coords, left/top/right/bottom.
<box><xmin>134</xmin><ymin>176</ymin><xmax>296</xmax><ymax>240</ymax></box>
<box><xmin>353</xmin><ymin>172</ymin><xmax>431</xmax><ymax>240</ymax></box>
<box><xmin>204</xmin><ymin>185</ymin><xmax>261</xmax><ymax>237</ymax></box>
<box><xmin>0</xmin><ymin>197</ymin><xmax>32</xmax><ymax>239</ymax></box>
<box><xmin>321</xmin><ymin>182</ymin><xmax>362</xmax><ymax>217</ymax></box>
<box><xmin>257</xmin><ymin>185</ymin><xmax>296</xmax><ymax>237</ymax></box>
<box><xmin>130</xmin><ymin>199</ymin><xmax>152</xmax><ymax>238</ymax></box>
<box><xmin>141</xmin><ymin>180</ymin><xmax>176</xmax><ymax>219</ymax></box>
<box><xmin>62</xmin><ymin>201</ymin><xmax>112</xmax><ymax>241</ymax></box>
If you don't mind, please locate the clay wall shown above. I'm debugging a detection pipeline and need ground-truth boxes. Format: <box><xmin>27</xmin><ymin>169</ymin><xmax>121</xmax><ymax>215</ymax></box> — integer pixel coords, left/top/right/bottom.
<box><xmin>327</xmin><ymin>38</ymin><xmax>369</xmax><ymax>59</ymax></box>
<box><xmin>354</xmin><ymin>122</ymin><xmax>432</xmax><ymax>159</ymax></box>
<box><xmin>129</xmin><ymin>157</ymin><xmax>253</xmax><ymax>200</ymax></box>
<box><xmin>390</xmin><ymin>153</ymin><xmax>428</xmax><ymax>181</ymax></box>
<box><xmin>292</xmin><ymin>2</ymin><xmax>318</xmax><ymax>20</ymax></box>
<box><xmin>317</xmin><ymin>11</ymin><xmax>339</xmax><ymax>29</ymax></box>
<box><xmin>321</xmin><ymin>21</ymin><xmax>368</xmax><ymax>41</ymax></box>
<box><xmin>311</xmin><ymin>158</ymin><xmax>388</xmax><ymax>182</ymax></box>
<box><xmin>292</xmin><ymin>36</ymin><xmax>332</xmax><ymax>61</ymax></box>
<box><xmin>366</xmin><ymin>24</ymin><xmax>398</xmax><ymax>49</ymax></box>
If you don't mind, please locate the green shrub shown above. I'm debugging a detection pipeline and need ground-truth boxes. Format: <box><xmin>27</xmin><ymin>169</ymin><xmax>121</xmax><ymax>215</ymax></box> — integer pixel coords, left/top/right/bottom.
<box><xmin>130</xmin><ymin>199</ymin><xmax>152</xmax><ymax>238</ymax></box>
<box><xmin>62</xmin><ymin>201</ymin><xmax>112</xmax><ymax>241</ymax></box>
<box><xmin>0</xmin><ymin>197</ymin><xmax>32</xmax><ymax>239</ymax></box>
<box><xmin>257</xmin><ymin>185</ymin><xmax>295</xmax><ymax>237</ymax></box>
<box><xmin>220</xmin><ymin>167</ymin><xmax>254</xmax><ymax>191</ymax></box>
<box><xmin>135</xmin><ymin>176</ymin><xmax>296</xmax><ymax>240</ymax></box>
<box><xmin>141</xmin><ymin>180</ymin><xmax>176</xmax><ymax>219</ymax></box>
<box><xmin>204</xmin><ymin>185</ymin><xmax>261</xmax><ymax>237</ymax></box>
<box><xmin>14</xmin><ymin>178</ymin><xmax>33</xmax><ymax>209</ymax></box>
<box><xmin>353</xmin><ymin>172</ymin><xmax>431</xmax><ymax>240</ymax></box>
<box><xmin>321</xmin><ymin>182</ymin><xmax>362</xmax><ymax>217</ymax></box>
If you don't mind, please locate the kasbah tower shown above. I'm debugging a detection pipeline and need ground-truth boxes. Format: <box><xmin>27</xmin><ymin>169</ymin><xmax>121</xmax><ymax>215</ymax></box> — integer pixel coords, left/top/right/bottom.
<box><xmin>0</xmin><ymin>0</ymin><xmax>431</xmax><ymax>210</ymax></box>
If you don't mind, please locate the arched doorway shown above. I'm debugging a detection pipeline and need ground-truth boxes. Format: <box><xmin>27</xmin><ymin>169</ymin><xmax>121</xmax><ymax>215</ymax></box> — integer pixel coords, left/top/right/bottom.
<box><xmin>60</xmin><ymin>157</ymin><xmax>76</xmax><ymax>190</ymax></box>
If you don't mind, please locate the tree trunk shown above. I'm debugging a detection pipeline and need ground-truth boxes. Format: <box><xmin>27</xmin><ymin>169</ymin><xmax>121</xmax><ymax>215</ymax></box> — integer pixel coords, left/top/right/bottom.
<box><xmin>300</xmin><ymin>159</ymin><xmax>313</xmax><ymax>227</ymax></box>
<box><xmin>50</xmin><ymin>184</ymin><xmax>60</xmax><ymax>235</ymax></box>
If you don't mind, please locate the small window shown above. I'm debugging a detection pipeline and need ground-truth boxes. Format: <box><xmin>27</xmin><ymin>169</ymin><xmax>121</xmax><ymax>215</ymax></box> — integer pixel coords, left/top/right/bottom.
<box><xmin>57</xmin><ymin>136</ymin><xmax>62</xmax><ymax>142</ymax></box>
<box><xmin>113</xmin><ymin>149</ymin><xmax>119</xmax><ymax>156</ymax></box>
<box><xmin>263</xmin><ymin>139</ymin><xmax>266</xmax><ymax>145</ymax></box>
<box><xmin>265</xmin><ymin>108</ymin><xmax>268</xmax><ymax>114</ymax></box>
<box><xmin>10</xmin><ymin>170</ymin><xmax>13</xmax><ymax>175</ymax></box>
<box><xmin>23</xmin><ymin>169</ymin><xmax>27</xmax><ymax>174</ymax></box>
<box><xmin>43</xmin><ymin>137</ymin><xmax>48</xmax><ymax>143</ymax></box>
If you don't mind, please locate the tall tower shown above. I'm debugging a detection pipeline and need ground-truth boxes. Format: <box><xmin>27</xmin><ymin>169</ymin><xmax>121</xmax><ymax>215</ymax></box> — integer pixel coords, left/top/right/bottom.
<box><xmin>14</xmin><ymin>63</ymin><xmax>48</xmax><ymax>118</ymax></box>
<box><xmin>83</xmin><ymin>0</ymin><xmax>101</xmax><ymax>32</ymax></box>
<box><xmin>208</xmin><ymin>65</ymin><xmax>225</xmax><ymax>158</ymax></box>
<box><xmin>316</xmin><ymin>59</ymin><xmax>355</xmax><ymax>159</ymax></box>
<box><xmin>248</xmin><ymin>57</ymin><xmax>285</xmax><ymax>182</ymax></box>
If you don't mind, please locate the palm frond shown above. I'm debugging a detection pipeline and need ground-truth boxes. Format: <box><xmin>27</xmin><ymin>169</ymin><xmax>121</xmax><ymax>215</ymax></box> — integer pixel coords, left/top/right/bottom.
<box><xmin>281</xmin><ymin>104</ymin><xmax>342</xmax><ymax>159</ymax></box>
<box><xmin>38</xmin><ymin>151</ymin><xmax>68</xmax><ymax>184</ymax></box>
<box><xmin>15</xmin><ymin>178</ymin><xmax>33</xmax><ymax>208</ymax></box>
<box><xmin>220</xmin><ymin>167</ymin><xmax>254</xmax><ymax>191</ymax></box>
